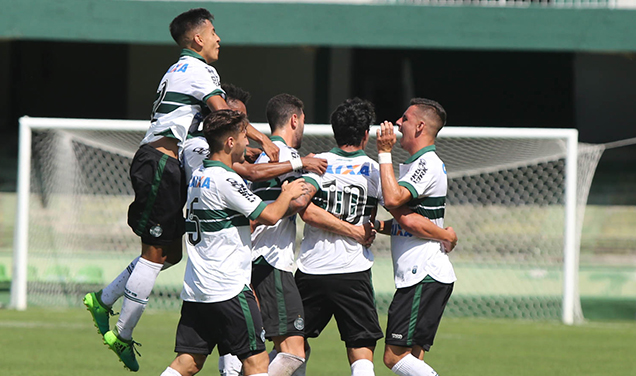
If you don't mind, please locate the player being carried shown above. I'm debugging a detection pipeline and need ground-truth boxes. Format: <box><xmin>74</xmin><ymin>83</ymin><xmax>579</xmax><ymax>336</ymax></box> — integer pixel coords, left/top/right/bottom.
<box><xmin>160</xmin><ymin>109</ymin><xmax>307</xmax><ymax>376</ymax></box>
<box><xmin>291</xmin><ymin>98</ymin><xmax>383</xmax><ymax>376</ymax></box>
<box><xmin>83</xmin><ymin>8</ymin><xmax>279</xmax><ymax>372</ymax></box>
<box><xmin>375</xmin><ymin>98</ymin><xmax>458</xmax><ymax>376</ymax></box>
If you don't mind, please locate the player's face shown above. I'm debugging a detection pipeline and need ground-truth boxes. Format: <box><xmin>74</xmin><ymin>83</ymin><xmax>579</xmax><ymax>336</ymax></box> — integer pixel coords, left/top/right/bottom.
<box><xmin>231</xmin><ymin>127</ymin><xmax>249</xmax><ymax>164</ymax></box>
<box><xmin>199</xmin><ymin>20</ymin><xmax>221</xmax><ymax>63</ymax></box>
<box><xmin>396</xmin><ymin>105</ymin><xmax>419</xmax><ymax>151</ymax></box>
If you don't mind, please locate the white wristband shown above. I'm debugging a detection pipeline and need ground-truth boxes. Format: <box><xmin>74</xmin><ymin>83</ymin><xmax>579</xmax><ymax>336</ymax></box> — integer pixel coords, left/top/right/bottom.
<box><xmin>290</xmin><ymin>157</ymin><xmax>304</xmax><ymax>171</ymax></box>
<box><xmin>378</xmin><ymin>152</ymin><xmax>392</xmax><ymax>164</ymax></box>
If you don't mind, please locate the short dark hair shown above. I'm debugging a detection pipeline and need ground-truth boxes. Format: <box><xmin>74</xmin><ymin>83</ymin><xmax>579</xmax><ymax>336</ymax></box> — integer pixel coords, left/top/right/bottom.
<box><xmin>203</xmin><ymin>109</ymin><xmax>248</xmax><ymax>154</ymax></box>
<box><xmin>409</xmin><ymin>98</ymin><xmax>447</xmax><ymax>133</ymax></box>
<box><xmin>266</xmin><ymin>94</ymin><xmax>304</xmax><ymax>132</ymax></box>
<box><xmin>330</xmin><ymin>98</ymin><xmax>376</xmax><ymax>147</ymax></box>
<box><xmin>222</xmin><ymin>83</ymin><xmax>251</xmax><ymax>106</ymax></box>
<box><xmin>169</xmin><ymin>8</ymin><xmax>214</xmax><ymax>48</ymax></box>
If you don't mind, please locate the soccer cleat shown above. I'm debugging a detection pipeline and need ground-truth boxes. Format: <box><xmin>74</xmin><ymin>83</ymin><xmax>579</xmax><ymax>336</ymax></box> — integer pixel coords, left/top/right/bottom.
<box><xmin>103</xmin><ymin>330</ymin><xmax>141</xmax><ymax>372</ymax></box>
<box><xmin>83</xmin><ymin>291</ymin><xmax>115</xmax><ymax>335</ymax></box>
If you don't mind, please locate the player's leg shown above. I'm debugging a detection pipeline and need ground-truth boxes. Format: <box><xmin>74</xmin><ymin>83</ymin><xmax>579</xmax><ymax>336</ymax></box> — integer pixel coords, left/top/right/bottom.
<box><xmin>252</xmin><ymin>259</ymin><xmax>305</xmax><ymax>376</ymax></box>
<box><xmin>383</xmin><ymin>280</ymin><xmax>453</xmax><ymax>376</ymax></box>
<box><xmin>326</xmin><ymin>269</ymin><xmax>382</xmax><ymax>376</ymax></box>
<box><xmin>162</xmin><ymin>301</ymin><xmax>218</xmax><ymax>376</ymax></box>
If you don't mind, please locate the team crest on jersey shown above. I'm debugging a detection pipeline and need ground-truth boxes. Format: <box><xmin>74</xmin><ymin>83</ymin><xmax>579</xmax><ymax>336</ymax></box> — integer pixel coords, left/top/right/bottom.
<box><xmin>149</xmin><ymin>225</ymin><xmax>163</xmax><ymax>237</ymax></box>
<box><xmin>411</xmin><ymin>159</ymin><xmax>428</xmax><ymax>183</ymax></box>
<box><xmin>294</xmin><ymin>317</ymin><xmax>305</xmax><ymax>330</ymax></box>
<box><xmin>326</xmin><ymin>163</ymin><xmax>370</xmax><ymax>176</ymax></box>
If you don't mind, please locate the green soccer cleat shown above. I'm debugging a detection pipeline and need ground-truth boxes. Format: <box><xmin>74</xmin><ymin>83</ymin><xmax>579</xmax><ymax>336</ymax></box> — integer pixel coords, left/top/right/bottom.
<box><xmin>83</xmin><ymin>291</ymin><xmax>114</xmax><ymax>335</ymax></box>
<box><xmin>103</xmin><ymin>330</ymin><xmax>141</xmax><ymax>372</ymax></box>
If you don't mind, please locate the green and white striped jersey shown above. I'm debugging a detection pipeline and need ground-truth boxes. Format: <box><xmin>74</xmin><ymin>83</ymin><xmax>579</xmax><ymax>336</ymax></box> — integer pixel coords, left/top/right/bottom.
<box><xmin>142</xmin><ymin>49</ymin><xmax>225</xmax><ymax>150</ymax></box>
<box><xmin>250</xmin><ymin>137</ymin><xmax>303</xmax><ymax>272</ymax></box>
<box><xmin>298</xmin><ymin>148</ymin><xmax>382</xmax><ymax>275</ymax></box>
<box><xmin>391</xmin><ymin>145</ymin><xmax>456</xmax><ymax>288</ymax></box>
<box><xmin>182</xmin><ymin>160</ymin><xmax>266</xmax><ymax>303</ymax></box>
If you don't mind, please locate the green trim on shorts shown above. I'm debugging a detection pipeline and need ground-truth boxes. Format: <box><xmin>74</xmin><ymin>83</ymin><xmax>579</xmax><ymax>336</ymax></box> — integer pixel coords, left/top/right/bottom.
<box><xmin>407</xmin><ymin>283</ymin><xmax>424</xmax><ymax>347</ymax></box>
<box><xmin>238</xmin><ymin>289</ymin><xmax>258</xmax><ymax>351</ymax></box>
<box><xmin>274</xmin><ymin>269</ymin><xmax>287</xmax><ymax>336</ymax></box>
<box><xmin>134</xmin><ymin>153</ymin><xmax>168</xmax><ymax>236</ymax></box>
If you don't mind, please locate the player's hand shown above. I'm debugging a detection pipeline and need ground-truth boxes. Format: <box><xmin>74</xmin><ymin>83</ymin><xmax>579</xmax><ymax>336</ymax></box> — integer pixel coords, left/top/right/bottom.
<box><xmin>281</xmin><ymin>179</ymin><xmax>308</xmax><ymax>200</ymax></box>
<box><xmin>376</xmin><ymin>121</ymin><xmax>397</xmax><ymax>153</ymax></box>
<box><xmin>353</xmin><ymin>222</ymin><xmax>376</xmax><ymax>248</ymax></box>
<box><xmin>441</xmin><ymin>226</ymin><xmax>458</xmax><ymax>253</ymax></box>
<box><xmin>245</xmin><ymin>147</ymin><xmax>262</xmax><ymax>163</ymax></box>
<box><xmin>301</xmin><ymin>156</ymin><xmax>328</xmax><ymax>175</ymax></box>
<box><xmin>261</xmin><ymin>137</ymin><xmax>280</xmax><ymax>162</ymax></box>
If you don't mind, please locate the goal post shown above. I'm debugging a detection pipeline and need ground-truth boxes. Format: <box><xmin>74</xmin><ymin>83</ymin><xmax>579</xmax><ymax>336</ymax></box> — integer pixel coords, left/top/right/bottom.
<box><xmin>11</xmin><ymin>116</ymin><xmax>601</xmax><ymax>325</ymax></box>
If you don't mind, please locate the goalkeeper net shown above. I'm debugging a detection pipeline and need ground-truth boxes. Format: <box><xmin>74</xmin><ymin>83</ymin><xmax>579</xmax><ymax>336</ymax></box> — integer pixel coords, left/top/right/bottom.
<box><xmin>11</xmin><ymin>117</ymin><xmax>604</xmax><ymax>324</ymax></box>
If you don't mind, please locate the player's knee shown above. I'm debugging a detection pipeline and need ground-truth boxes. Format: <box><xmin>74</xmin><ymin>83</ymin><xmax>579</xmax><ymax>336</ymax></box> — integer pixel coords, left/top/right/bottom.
<box><xmin>383</xmin><ymin>349</ymin><xmax>400</xmax><ymax>369</ymax></box>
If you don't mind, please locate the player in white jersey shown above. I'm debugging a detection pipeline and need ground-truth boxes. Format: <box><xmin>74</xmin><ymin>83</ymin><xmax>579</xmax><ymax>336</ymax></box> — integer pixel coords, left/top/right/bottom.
<box><xmin>375</xmin><ymin>98</ymin><xmax>458</xmax><ymax>376</ymax></box>
<box><xmin>291</xmin><ymin>98</ymin><xmax>383</xmax><ymax>376</ymax></box>
<box><xmin>82</xmin><ymin>9</ymin><xmax>279</xmax><ymax>372</ymax></box>
<box><xmin>160</xmin><ymin>109</ymin><xmax>306</xmax><ymax>376</ymax></box>
<box><xmin>183</xmin><ymin>85</ymin><xmax>327</xmax><ymax>185</ymax></box>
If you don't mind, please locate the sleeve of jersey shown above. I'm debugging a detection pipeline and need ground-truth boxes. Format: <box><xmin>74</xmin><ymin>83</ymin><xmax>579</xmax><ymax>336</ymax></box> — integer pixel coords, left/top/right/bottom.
<box><xmin>220</xmin><ymin>174</ymin><xmax>266</xmax><ymax>220</ymax></box>
<box><xmin>190</xmin><ymin>66</ymin><xmax>226</xmax><ymax>103</ymax></box>
<box><xmin>397</xmin><ymin>161</ymin><xmax>435</xmax><ymax>200</ymax></box>
<box><xmin>302</xmin><ymin>173</ymin><xmax>321</xmax><ymax>191</ymax></box>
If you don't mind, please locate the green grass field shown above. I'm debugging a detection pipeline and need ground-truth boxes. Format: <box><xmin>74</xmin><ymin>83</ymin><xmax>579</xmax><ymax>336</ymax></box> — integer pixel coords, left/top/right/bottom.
<box><xmin>0</xmin><ymin>308</ymin><xmax>635</xmax><ymax>376</ymax></box>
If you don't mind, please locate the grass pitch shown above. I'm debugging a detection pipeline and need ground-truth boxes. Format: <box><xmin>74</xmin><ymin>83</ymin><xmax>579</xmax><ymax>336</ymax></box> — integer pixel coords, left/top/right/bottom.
<box><xmin>0</xmin><ymin>308</ymin><xmax>634</xmax><ymax>376</ymax></box>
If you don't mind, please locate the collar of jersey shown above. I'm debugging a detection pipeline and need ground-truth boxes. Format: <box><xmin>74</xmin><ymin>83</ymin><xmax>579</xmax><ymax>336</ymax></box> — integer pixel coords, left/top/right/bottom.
<box><xmin>202</xmin><ymin>159</ymin><xmax>234</xmax><ymax>172</ymax></box>
<box><xmin>403</xmin><ymin>145</ymin><xmax>436</xmax><ymax>164</ymax></box>
<box><xmin>329</xmin><ymin>147</ymin><xmax>366</xmax><ymax>158</ymax></box>
<box><xmin>180</xmin><ymin>49</ymin><xmax>207</xmax><ymax>63</ymax></box>
<box><xmin>269</xmin><ymin>135</ymin><xmax>287</xmax><ymax>146</ymax></box>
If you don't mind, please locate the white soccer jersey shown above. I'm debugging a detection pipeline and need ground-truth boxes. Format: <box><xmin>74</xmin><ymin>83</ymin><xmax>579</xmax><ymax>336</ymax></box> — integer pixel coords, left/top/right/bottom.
<box><xmin>297</xmin><ymin>148</ymin><xmax>382</xmax><ymax>275</ymax></box>
<box><xmin>181</xmin><ymin>159</ymin><xmax>266</xmax><ymax>303</ymax></box>
<box><xmin>390</xmin><ymin>145</ymin><xmax>456</xmax><ymax>288</ymax></box>
<box><xmin>250</xmin><ymin>137</ymin><xmax>303</xmax><ymax>272</ymax></box>
<box><xmin>141</xmin><ymin>49</ymin><xmax>225</xmax><ymax>149</ymax></box>
<box><xmin>182</xmin><ymin>134</ymin><xmax>209</xmax><ymax>184</ymax></box>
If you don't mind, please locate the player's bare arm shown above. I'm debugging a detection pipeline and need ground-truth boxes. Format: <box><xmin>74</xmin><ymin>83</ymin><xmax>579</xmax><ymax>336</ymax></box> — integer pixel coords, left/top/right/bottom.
<box><xmin>207</xmin><ymin>94</ymin><xmax>280</xmax><ymax>162</ymax></box>
<box><xmin>377</xmin><ymin>121</ymin><xmax>413</xmax><ymax>209</ymax></box>
<box><xmin>299</xmin><ymin>203</ymin><xmax>376</xmax><ymax>248</ymax></box>
<box><xmin>389</xmin><ymin>205</ymin><xmax>458</xmax><ymax>252</ymax></box>
<box><xmin>232</xmin><ymin>156</ymin><xmax>327</xmax><ymax>182</ymax></box>
<box><xmin>256</xmin><ymin>180</ymin><xmax>307</xmax><ymax>225</ymax></box>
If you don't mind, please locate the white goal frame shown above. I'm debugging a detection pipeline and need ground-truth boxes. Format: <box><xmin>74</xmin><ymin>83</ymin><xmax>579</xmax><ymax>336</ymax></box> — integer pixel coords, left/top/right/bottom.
<box><xmin>11</xmin><ymin>116</ymin><xmax>580</xmax><ymax>325</ymax></box>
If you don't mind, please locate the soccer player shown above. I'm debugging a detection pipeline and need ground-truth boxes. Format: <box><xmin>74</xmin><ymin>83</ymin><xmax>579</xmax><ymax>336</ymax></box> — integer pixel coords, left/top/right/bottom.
<box><xmin>292</xmin><ymin>98</ymin><xmax>384</xmax><ymax>376</ymax></box>
<box><xmin>82</xmin><ymin>9</ymin><xmax>278</xmax><ymax>372</ymax></box>
<box><xmin>375</xmin><ymin>98</ymin><xmax>458</xmax><ymax>376</ymax></box>
<box><xmin>160</xmin><ymin>109</ymin><xmax>306</xmax><ymax>376</ymax></box>
<box><xmin>249</xmin><ymin>93</ymin><xmax>315</xmax><ymax>376</ymax></box>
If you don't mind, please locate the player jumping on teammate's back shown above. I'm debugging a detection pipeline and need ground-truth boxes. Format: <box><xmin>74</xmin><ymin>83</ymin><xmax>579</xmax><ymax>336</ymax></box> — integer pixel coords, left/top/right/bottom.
<box><xmin>290</xmin><ymin>98</ymin><xmax>382</xmax><ymax>376</ymax></box>
<box><xmin>83</xmin><ymin>8</ymin><xmax>279</xmax><ymax>372</ymax></box>
<box><xmin>375</xmin><ymin>98</ymin><xmax>458</xmax><ymax>376</ymax></box>
<box><xmin>161</xmin><ymin>109</ymin><xmax>306</xmax><ymax>376</ymax></box>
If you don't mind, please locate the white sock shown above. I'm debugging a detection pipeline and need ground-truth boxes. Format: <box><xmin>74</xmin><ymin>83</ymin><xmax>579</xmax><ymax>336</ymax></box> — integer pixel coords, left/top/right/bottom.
<box><xmin>101</xmin><ymin>256</ymin><xmax>139</xmax><ymax>307</ymax></box>
<box><xmin>268</xmin><ymin>352</ymin><xmax>304</xmax><ymax>376</ymax></box>
<box><xmin>115</xmin><ymin>257</ymin><xmax>162</xmax><ymax>340</ymax></box>
<box><xmin>219</xmin><ymin>353</ymin><xmax>243</xmax><ymax>376</ymax></box>
<box><xmin>290</xmin><ymin>347</ymin><xmax>310</xmax><ymax>376</ymax></box>
<box><xmin>161</xmin><ymin>367</ymin><xmax>182</xmax><ymax>376</ymax></box>
<box><xmin>249</xmin><ymin>374</ymin><xmax>268</xmax><ymax>376</ymax></box>
<box><xmin>391</xmin><ymin>354</ymin><xmax>438</xmax><ymax>376</ymax></box>
<box><xmin>351</xmin><ymin>359</ymin><xmax>374</xmax><ymax>376</ymax></box>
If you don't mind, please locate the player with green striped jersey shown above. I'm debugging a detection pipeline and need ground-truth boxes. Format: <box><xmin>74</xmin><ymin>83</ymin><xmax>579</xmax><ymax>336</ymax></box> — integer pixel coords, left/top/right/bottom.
<box><xmin>161</xmin><ymin>110</ymin><xmax>306</xmax><ymax>376</ymax></box>
<box><xmin>375</xmin><ymin>98</ymin><xmax>458</xmax><ymax>376</ymax></box>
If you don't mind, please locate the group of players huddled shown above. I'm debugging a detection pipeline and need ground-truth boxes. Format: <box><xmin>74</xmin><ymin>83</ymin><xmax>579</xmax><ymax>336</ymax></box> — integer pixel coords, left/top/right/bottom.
<box><xmin>82</xmin><ymin>8</ymin><xmax>458</xmax><ymax>376</ymax></box>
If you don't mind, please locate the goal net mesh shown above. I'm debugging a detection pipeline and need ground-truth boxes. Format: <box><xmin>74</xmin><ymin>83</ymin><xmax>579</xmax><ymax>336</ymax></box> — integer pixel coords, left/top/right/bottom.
<box><xmin>20</xmin><ymin>120</ymin><xmax>604</xmax><ymax>321</ymax></box>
